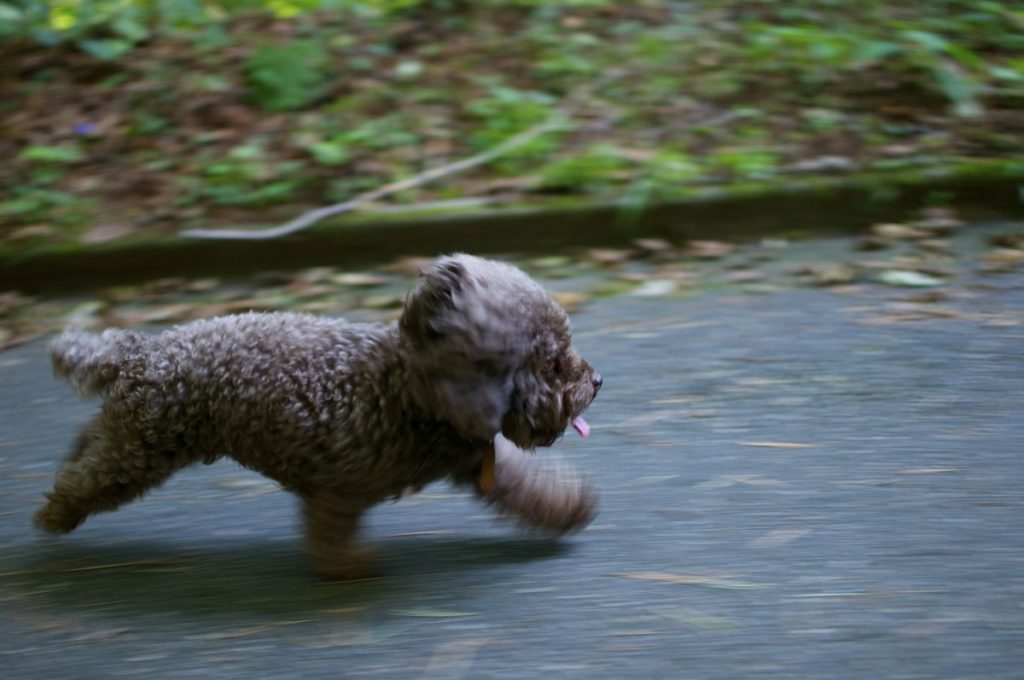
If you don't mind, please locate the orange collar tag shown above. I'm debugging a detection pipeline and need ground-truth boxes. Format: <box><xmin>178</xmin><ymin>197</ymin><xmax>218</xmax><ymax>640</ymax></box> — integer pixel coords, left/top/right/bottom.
<box><xmin>479</xmin><ymin>444</ymin><xmax>496</xmax><ymax>494</ymax></box>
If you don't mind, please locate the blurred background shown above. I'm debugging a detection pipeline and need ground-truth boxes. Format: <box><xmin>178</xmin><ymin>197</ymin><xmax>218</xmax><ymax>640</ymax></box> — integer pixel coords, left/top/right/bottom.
<box><xmin>2</xmin><ymin>1</ymin><xmax>1023</xmax><ymax>334</ymax></box>
<box><xmin>2</xmin><ymin>0</ymin><xmax>1023</xmax><ymax>339</ymax></box>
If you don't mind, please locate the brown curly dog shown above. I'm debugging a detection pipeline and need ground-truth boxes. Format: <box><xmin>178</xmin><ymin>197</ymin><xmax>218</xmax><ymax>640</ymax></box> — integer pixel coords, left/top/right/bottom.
<box><xmin>36</xmin><ymin>254</ymin><xmax>602</xmax><ymax>579</ymax></box>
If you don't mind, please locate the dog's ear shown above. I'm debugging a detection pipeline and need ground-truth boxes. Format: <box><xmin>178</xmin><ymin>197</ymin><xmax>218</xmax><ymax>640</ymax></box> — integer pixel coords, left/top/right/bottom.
<box><xmin>400</xmin><ymin>255</ymin><xmax>532</xmax><ymax>442</ymax></box>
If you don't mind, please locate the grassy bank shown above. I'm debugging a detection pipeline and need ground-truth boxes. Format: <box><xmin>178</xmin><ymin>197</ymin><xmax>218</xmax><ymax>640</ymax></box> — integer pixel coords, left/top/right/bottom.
<box><xmin>2</xmin><ymin>1</ymin><xmax>1022</xmax><ymax>251</ymax></box>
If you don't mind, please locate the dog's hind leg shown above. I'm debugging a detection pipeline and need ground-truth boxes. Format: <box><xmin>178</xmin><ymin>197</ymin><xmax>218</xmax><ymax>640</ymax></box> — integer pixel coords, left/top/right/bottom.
<box><xmin>34</xmin><ymin>414</ymin><xmax>193</xmax><ymax>533</ymax></box>
<box><xmin>301</xmin><ymin>490</ymin><xmax>378</xmax><ymax>580</ymax></box>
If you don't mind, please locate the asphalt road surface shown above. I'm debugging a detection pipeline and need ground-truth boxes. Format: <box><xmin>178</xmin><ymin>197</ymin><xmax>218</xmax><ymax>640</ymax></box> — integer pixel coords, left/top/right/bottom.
<box><xmin>2</xmin><ymin>232</ymin><xmax>1023</xmax><ymax>679</ymax></box>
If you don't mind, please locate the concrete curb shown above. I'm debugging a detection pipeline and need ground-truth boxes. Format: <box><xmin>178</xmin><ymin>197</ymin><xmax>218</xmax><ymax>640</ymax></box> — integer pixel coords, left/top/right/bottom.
<box><xmin>3</xmin><ymin>164</ymin><xmax>1022</xmax><ymax>293</ymax></box>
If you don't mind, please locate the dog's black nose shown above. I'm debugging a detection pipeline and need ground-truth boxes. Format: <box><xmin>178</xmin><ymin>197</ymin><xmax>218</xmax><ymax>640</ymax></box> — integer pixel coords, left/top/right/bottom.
<box><xmin>592</xmin><ymin>373</ymin><xmax>603</xmax><ymax>390</ymax></box>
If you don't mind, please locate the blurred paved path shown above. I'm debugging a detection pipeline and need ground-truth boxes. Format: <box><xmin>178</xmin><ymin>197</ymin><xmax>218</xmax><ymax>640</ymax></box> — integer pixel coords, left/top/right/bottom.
<box><xmin>2</xmin><ymin>234</ymin><xmax>1023</xmax><ymax>679</ymax></box>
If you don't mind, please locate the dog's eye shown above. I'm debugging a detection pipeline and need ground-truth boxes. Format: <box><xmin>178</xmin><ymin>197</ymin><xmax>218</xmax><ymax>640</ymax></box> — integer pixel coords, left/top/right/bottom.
<box><xmin>542</xmin><ymin>358</ymin><xmax>558</xmax><ymax>375</ymax></box>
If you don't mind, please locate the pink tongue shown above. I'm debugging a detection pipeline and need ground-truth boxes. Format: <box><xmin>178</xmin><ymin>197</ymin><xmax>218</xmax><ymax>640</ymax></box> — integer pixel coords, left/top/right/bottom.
<box><xmin>572</xmin><ymin>416</ymin><xmax>591</xmax><ymax>438</ymax></box>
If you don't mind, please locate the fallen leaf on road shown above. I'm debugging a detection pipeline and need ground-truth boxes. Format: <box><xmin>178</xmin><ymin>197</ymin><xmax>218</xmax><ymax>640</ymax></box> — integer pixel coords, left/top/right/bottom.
<box><xmin>631</xmin><ymin>279</ymin><xmax>677</xmax><ymax>297</ymax></box>
<box><xmin>980</xmin><ymin>248</ymin><xmax>1024</xmax><ymax>273</ymax></box>
<box><xmin>914</xmin><ymin>206</ymin><xmax>963</xmax><ymax>234</ymax></box>
<box><xmin>918</xmin><ymin>239</ymin><xmax>953</xmax><ymax>254</ymax></box>
<box><xmin>530</xmin><ymin>255</ymin><xmax>573</xmax><ymax>269</ymax></box>
<box><xmin>382</xmin><ymin>256</ymin><xmax>434</xmax><ymax>275</ymax></box>
<box><xmin>633</xmin><ymin>238</ymin><xmax>676</xmax><ymax>255</ymax></box>
<box><xmin>649</xmin><ymin>607</ymin><xmax>738</xmax><ymax>633</ymax></box>
<box><xmin>391</xmin><ymin>609</ymin><xmax>478</xmax><ymax>618</ymax></box>
<box><xmin>215</xmin><ymin>478</ymin><xmax>269</xmax><ymax>488</ymax></box>
<box><xmin>685</xmin><ymin>240</ymin><xmax>735</xmax><ymax>259</ymax></box>
<box><xmin>724</xmin><ymin>269</ymin><xmax>766</xmax><ymax>283</ymax></box>
<box><xmin>201</xmin><ymin>620</ymin><xmax>312</xmax><ymax>639</ymax></box>
<box><xmin>897</xmin><ymin>468</ymin><xmax>959</xmax><ymax>474</ymax></box>
<box><xmin>80</xmin><ymin>223</ymin><xmax>134</xmax><ymax>244</ymax></box>
<box><xmin>0</xmin><ymin>291</ymin><xmax>31</xmax><ymax>316</ymax></box>
<box><xmin>859</xmin><ymin>305</ymin><xmax>970</xmax><ymax>324</ymax></box>
<box><xmin>359</xmin><ymin>294</ymin><xmax>403</xmax><ymax>310</ymax></box>
<box><xmin>587</xmin><ymin>248</ymin><xmax>634</xmax><ymax>266</ymax></box>
<box><xmin>723</xmin><ymin>474</ymin><xmax>784</xmax><ymax>486</ymax></box>
<box><xmin>552</xmin><ymin>291</ymin><xmax>591</xmax><ymax>310</ymax></box>
<box><xmin>747</xmin><ymin>528</ymin><xmax>813</xmax><ymax>549</ymax></box>
<box><xmin>613</xmin><ymin>572</ymin><xmax>768</xmax><ymax>590</ymax></box>
<box><xmin>61</xmin><ymin>558</ymin><xmax>187</xmax><ymax>572</ymax></box>
<box><xmin>628</xmin><ymin>474</ymin><xmax>680</xmax><ymax>486</ymax></box>
<box><xmin>857</xmin><ymin>235</ymin><xmax>890</xmax><ymax>251</ymax></box>
<box><xmin>871</xmin><ymin>223</ymin><xmax>932</xmax><ymax>240</ymax></box>
<box><xmin>898</xmin><ymin>290</ymin><xmax>950</xmax><ymax>304</ymax></box>
<box><xmin>876</xmin><ymin>270</ymin><xmax>945</xmax><ymax>287</ymax></box>
<box><xmin>331</xmin><ymin>272</ymin><xmax>390</xmax><ymax>287</ymax></box>
<box><xmin>620</xmin><ymin>411</ymin><xmax>679</xmax><ymax>427</ymax></box>
<box><xmin>738</xmin><ymin>441</ymin><xmax>816</xmax><ymax>448</ymax></box>
<box><xmin>793</xmin><ymin>263</ymin><xmax>858</xmax><ymax>286</ymax></box>
<box><xmin>694</xmin><ymin>477</ymin><xmax>738</xmax><ymax>489</ymax></box>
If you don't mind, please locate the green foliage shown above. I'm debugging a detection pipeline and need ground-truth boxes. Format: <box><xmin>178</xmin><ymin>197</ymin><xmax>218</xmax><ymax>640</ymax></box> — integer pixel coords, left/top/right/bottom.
<box><xmin>0</xmin><ymin>0</ymin><xmax>618</xmax><ymax>51</ymax></box>
<box><xmin>708</xmin><ymin>148</ymin><xmax>779</xmax><ymax>179</ymax></box>
<box><xmin>245</xmin><ymin>40</ymin><xmax>330</xmax><ymax>112</ymax></box>
<box><xmin>896</xmin><ymin>29</ymin><xmax>987</xmax><ymax>118</ymax></box>
<box><xmin>0</xmin><ymin>187</ymin><xmax>83</xmax><ymax>224</ymax></box>
<box><xmin>645</xmin><ymin>151</ymin><xmax>703</xmax><ymax>188</ymax></box>
<box><xmin>739</xmin><ymin>17</ymin><xmax>994</xmax><ymax>117</ymax></box>
<box><xmin>534</xmin><ymin>31</ymin><xmax>603</xmax><ymax>83</ymax></box>
<box><xmin>3</xmin><ymin>0</ymin><xmax>155</xmax><ymax>59</ymax></box>
<box><xmin>3</xmin><ymin>0</ymin><xmax>1022</xmax><ymax>240</ymax></box>
<box><xmin>2</xmin><ymin>145</ymin><xmax>93</xmax><ymax>226</ymax></box>
<box><xmin>187</xmin><ymin>143</ymin><xmax>304</xmax><ymax>205</ymax></box>
<box><xmin>616</xmin><ymin>150</ymin><xmax>704</xmax><ymax>225</ymax></box>
<box><xmin>0</xmin><ymin>0</ymin><xmax>326</xmax><ymax>57</ymax></box>
<box><xmin>337</xmin><ymin>116</ymin><xmax>421</xmax><ymax>151</ymax></box>
<box><xmin>539</xmin><ymin>145</ymin><xmax>629</xmax><ymax>191</ymax></box>
<box><xmin>466</xmin><ymin>83</ymin><xmax>558</xmax><ymax>173</ymax></box>
<box><xmin>291</xmin><ymin>109</ymin><xmax>423</xmax><ymax>169</ymax></box>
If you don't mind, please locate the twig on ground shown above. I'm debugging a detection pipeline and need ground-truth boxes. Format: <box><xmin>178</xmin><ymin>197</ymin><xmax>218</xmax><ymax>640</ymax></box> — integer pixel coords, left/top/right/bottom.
<box><xmin>179</xmin><ymin>71</ymin><xmax>624</xmax><ymax>240</ymax></box>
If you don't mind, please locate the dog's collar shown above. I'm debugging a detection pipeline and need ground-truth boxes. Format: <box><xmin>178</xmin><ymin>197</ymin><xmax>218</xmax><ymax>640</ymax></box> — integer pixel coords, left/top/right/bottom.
<box><xmin>478</xmin><ymin>443</ymin><xmax>496</xmax><ymax>494</ymax></box>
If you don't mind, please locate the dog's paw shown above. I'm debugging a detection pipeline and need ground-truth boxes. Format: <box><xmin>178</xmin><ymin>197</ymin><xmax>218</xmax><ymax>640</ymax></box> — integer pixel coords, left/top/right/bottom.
<box><xmin>514</xmin><ymin>473</ymin><xmax>598</xmax><ymax>535</ymax></box>
<box><xmin>487</xmin><ymin>449</ymin><xmax>599</xmax><ymax>535</ymax></box>
<box><xmin>33</xmin><ymin>497</ymin><xmax>85</xmax><ymax>534</ymax></box>
<box><xmin>310</xmin><ymin>544</ymin><xmax>381</xmax><ymax>581</ymax></box>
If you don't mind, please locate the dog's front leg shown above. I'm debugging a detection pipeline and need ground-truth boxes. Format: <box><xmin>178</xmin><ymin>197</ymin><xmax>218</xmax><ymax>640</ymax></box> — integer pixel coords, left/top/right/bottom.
<box><xmin>475</xmin><ymin>434</ymin><xmax>597</xmax><ymax>535</ymax></box>
<box><xmin>301</xmin><ymin>490</ymin><xmax>378</xmax><ymax>580</ymax></box>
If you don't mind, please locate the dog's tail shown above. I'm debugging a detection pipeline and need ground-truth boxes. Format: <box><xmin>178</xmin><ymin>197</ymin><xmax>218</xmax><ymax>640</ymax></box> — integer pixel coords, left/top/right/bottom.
<box><xmin>50</xmin><ymin>327</ymin><xmax>143</xmax><ymax>396</ymax></box>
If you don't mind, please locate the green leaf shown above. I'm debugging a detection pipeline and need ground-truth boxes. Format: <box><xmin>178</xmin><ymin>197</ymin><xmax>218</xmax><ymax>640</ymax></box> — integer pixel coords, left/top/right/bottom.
<box><xmin>111</xmin><ymin>16</ymin><xmax>148</xmax><ymax>43</ymax></box>
<box><xmin>308</xmin><ymin>140</ymin><xmax>352</xmax><ymax>166</ymax></box>
<box><xmin>944</xmin><ymin>43</ymin><xmax>985</xmax><ymax>70</ymax></box>
<box><xmin>19</xmin><ymin>145</ymin><xmax>85</xmax><ymax>164</ymax></box>
<box><xmin>932</xmin><ymin>62</ymin><xmax>984</xmax><ymax>118</ymax></box>
<box><xmin>902</xmin><ymin>30</ymin><xmax>949</xmax><ymax>53</ymax></box>
<box><xmin>0</xmin><ymin>2</ymin><xmax>23</xmax><ymax>23</ymax></box>
<box><xmin>990</xmin><ymin>65</ymin><xmax>1024</xmax><ymax>82</ymax></box>
<box><xmin>79</xmin><ymin>38</ymin><xmax>134</xmax><ymax>61</ymax></box>
<box><xmin>853</xmin><ymin>39</ymin><xmax>902</xmax><ymax>64</ymax></box>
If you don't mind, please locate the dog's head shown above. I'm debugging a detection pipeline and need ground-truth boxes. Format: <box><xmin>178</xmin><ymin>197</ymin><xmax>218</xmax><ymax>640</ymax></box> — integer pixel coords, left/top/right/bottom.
<box><xmin>400</xmin><ymin>254</ymin><xmax>601</xmax><ymax>449</ymax></box>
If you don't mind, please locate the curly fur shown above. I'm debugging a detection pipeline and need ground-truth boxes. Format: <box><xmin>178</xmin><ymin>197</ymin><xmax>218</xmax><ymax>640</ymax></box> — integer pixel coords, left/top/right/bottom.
<box><xmin>36</xmin><ymin>254</ymin><xmax>602</xmax><ymax>579</ymax></box>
